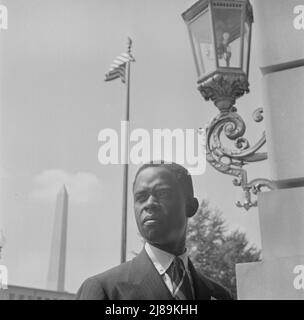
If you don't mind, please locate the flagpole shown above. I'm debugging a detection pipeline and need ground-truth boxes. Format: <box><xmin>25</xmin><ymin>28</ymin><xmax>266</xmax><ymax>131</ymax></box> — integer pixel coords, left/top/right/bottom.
<box><xmin>120</xmin><ymin>38</ymin><xmax>132</xmax><ymax>263</ymax></box>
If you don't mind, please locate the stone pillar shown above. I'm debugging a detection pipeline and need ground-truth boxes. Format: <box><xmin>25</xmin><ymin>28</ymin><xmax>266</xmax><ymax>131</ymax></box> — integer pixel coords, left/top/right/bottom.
<box><xmin>236</xmin><ymin>0</ymin><xmax>304</xmax><ymax>299</ymax></box>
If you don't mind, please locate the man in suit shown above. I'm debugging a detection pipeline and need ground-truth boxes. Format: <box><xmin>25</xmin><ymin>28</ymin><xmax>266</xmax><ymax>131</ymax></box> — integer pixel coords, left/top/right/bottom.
<box><xmin>76</xmin><ymin>162</ymin><xmax>232</xmax><ymax>300</ymax></box>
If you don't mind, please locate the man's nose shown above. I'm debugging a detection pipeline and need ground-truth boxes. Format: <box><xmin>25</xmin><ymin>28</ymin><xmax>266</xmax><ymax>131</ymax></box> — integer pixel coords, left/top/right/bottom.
<box><xmin>146</xmin><ymin>194</ymin><xmax>158</xmax><ymax>206</ymax></box>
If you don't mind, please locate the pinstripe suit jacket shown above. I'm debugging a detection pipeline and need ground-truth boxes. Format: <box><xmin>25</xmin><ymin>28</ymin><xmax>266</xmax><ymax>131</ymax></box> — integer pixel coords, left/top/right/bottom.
<box><xmin>76</xmin><ymin>248</ymin><xmax>233</xmax><ymax>300</ymax></box>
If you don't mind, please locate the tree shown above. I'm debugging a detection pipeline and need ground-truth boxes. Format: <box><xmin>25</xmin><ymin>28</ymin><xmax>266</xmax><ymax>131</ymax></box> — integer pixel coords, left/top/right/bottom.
<box><xmin>186</xmin><ymin>200</ymin><xmax>261</xmax><ymax>298</ymax></box>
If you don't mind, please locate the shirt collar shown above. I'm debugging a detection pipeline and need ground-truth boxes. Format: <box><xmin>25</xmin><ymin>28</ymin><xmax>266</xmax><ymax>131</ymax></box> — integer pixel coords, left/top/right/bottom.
<box><xmin>145</xmin><ymin>242</ymin><xmax>189</xmax><ymax>275</ymax></box>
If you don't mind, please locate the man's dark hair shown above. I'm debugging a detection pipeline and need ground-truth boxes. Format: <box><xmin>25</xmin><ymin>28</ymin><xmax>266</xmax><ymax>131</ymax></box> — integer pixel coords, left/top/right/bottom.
<box><xmin>133</xmin><ymin>161</ymin><xmax>195</xmax><ymax>203</ymax></box>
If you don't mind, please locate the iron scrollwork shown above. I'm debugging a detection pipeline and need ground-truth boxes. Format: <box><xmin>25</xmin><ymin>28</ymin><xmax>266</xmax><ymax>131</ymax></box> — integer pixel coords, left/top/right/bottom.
<box><xmin>200</xmin><ymin>75</ymin><xmax>275</xmax><ymax>210</ymax></box>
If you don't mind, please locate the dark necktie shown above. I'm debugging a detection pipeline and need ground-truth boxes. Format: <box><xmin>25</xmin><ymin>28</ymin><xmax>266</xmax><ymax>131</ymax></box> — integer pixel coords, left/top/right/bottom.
<box><xmin>167</xmin><ymin>256</ymin><xmax>194</xmax><ymax>300</ymax></box>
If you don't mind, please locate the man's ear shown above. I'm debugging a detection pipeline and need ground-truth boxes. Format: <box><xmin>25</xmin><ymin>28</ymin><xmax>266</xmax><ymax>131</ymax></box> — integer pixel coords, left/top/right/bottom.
<box><xmin>186</xmin><ymin>197</ymin><xmax>199</xmax><ymax>218</ymax></box>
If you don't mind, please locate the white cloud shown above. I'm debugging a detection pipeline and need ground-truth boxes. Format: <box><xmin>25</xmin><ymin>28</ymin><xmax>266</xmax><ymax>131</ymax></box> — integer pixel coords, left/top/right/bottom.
<box><xmin>29</xmin><ymin>170</ymin><xmax>103</xmax><ymax>205</ymax></box>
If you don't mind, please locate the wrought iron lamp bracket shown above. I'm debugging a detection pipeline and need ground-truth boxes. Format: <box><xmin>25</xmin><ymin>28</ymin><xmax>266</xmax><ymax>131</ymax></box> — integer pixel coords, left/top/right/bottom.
<box><xmin>200</xmin><ymin>74</ymin><xmax>275</xmax><ymax>211</ymax></box>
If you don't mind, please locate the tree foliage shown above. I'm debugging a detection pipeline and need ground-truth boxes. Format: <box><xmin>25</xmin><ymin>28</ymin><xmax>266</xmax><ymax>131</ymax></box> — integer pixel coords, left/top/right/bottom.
<box><xmin>186</xmin><ymin>200</ymin><xmax>261</xmax><ymax>298</ymax></box>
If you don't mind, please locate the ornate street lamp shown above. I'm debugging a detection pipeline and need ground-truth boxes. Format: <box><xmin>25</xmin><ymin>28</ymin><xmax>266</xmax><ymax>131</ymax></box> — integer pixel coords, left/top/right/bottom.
<box><xmin>182</xmin><ymin>0</ymin><xmax>275</xmax><ymax>210</ymax></box>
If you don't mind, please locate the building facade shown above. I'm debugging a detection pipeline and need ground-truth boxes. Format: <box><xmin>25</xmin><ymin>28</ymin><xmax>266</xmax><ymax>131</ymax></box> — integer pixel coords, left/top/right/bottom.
<box><xmin>0</xmin><ymin>285</ymin><xmax>75</xmax><ymax>300</ymax></box>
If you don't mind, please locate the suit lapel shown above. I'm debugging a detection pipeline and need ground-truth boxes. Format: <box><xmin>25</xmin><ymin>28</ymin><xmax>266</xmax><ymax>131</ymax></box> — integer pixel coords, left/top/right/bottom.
<box><xmin>188</xmin><ymin>259</ymin><xmax>212</xmax><ymax>300</ymax></box>
<box><xmin>117</xmin><ymin>249</ymin><xmax>213</xmax><ymax>300</ymax></box>
<box><xmin>118</xmin><ymin>248</ymin><xmax>174</xmax><ymax>300</ymax></box>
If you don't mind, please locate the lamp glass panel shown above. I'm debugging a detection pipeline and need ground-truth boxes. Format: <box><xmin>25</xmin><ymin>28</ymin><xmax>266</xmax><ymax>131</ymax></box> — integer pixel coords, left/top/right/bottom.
<box><xmin>243</xmin><ymin>20</ymin><xmax>250</xmax><ymax>74</ymax></box>
<box><xmin>189</xmin><ymin>9</ymin><xmax>216</xmax><ymax>78</ymax></box>
<box><xmin>213</xmin><ymin>6</ymin><xmax>242</xmax><ymax>68</ymax></box>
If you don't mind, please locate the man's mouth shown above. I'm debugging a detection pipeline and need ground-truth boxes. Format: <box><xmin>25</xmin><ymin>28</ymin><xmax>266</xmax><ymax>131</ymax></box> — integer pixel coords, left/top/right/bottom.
<box><xmin>142</xmin><ymin>215</ymin><xmax>160</xmax><ymax>224</ymax></box>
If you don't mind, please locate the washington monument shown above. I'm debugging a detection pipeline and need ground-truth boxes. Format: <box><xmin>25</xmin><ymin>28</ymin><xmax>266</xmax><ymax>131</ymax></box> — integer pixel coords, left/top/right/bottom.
<box><xmin>47</xmin><ymin>185</ymin><xmax>68</xmax><ymax>292</ymax></box>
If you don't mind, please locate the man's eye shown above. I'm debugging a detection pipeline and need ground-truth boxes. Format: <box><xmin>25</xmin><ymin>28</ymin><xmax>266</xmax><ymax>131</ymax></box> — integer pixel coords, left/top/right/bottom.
<box><xmin>156</xmin><ymin>190</ymin><xmax>172</xmax><ymax>199</ymax></box>
<box><xmin>135</xmin><ymin>193</ymin><xmax>148</xmax><ymax>202</ymax></box>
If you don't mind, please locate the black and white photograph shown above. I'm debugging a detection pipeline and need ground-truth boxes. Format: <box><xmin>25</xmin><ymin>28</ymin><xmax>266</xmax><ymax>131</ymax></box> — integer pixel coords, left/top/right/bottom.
<box><xmin>0</xmin><ymin>0</ymin><xmax>304</xmax><ymax>304</ymax></box>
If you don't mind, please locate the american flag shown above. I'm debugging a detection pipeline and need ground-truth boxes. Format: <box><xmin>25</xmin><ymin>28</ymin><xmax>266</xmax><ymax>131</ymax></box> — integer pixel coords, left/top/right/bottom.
<box><xmin>104</xmin><ymin>51</ymin><xmax>135</xmax><ymax>83</ymax></box>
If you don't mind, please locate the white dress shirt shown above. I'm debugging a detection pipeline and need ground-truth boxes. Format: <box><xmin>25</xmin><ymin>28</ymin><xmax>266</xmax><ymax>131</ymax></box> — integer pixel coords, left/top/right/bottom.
<box><xmin>144</xmin><ymin>242</ymin><xmax>195</xmax><ymax>298</ymax></box>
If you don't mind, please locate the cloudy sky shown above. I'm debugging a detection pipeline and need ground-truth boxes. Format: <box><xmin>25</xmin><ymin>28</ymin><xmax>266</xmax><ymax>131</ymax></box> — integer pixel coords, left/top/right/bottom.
<box><xmin>0</xmin><ymin>0</ymin><xmax>270</xmax><ymax>293</ymax></box>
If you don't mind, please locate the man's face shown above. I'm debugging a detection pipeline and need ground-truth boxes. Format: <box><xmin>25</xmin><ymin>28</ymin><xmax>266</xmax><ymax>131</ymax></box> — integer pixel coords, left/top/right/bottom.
<box><xmin>133</xmin><ymin>167</ymin><xmax>188</xmax><ymax>246</ymax></box>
